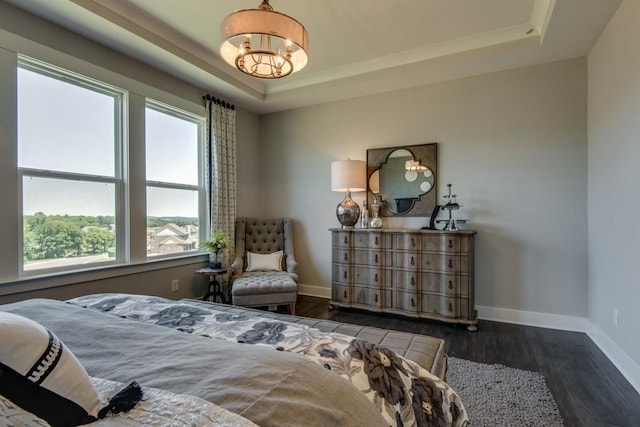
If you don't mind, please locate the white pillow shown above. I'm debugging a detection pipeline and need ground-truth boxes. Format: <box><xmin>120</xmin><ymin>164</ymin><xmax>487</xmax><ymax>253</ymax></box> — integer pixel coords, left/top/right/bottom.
<box><xmin>0</xmin><ymin>311</ymin><xmax>102</xmax><ymax>426</ymax></box>
<box><xmin>246</xmin><ymin>251</ymin><xmax>283</xmax><ymax>272</ymax></box>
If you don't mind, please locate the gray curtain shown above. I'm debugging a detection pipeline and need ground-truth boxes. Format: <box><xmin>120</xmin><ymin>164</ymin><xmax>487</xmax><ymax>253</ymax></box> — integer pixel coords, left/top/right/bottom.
<box><xmin>204</xmin><ymin>95</ymin><xmax>237</xmax><ymax>267</ymax></box>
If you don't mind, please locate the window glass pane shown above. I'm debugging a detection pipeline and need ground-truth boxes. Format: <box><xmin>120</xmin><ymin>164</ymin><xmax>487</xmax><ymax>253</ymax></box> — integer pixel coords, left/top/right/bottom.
<box><xmin>18</xmin><ymin>68</ymin><xmax>116</xmax><ymax>176</ymax></box>
<box><xmin>145</xmin><ymin>107</ymin><xmax>198</xmax><ymax>185</ymax></box>
<box><xmin>147</xmin><ymin>187</ymin><xmax>199</xmax><ymax>256</ymax></box>
<box><xmin>23</xmin><ymin>177</ymin><xmax>116</xmax><ymax>271</ymax></box>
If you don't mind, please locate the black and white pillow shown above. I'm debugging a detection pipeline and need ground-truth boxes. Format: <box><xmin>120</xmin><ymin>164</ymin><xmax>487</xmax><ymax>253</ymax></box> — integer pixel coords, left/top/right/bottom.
<box><xmin>0</xmin><ymin>311</ymin><xmax>101</xmax><ymax>426</ymax></box>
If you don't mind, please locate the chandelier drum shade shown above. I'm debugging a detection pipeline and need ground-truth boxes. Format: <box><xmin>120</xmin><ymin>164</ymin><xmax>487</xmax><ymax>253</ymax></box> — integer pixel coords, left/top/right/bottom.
<box><xmin>219</xmin><ymin>0</ymin><xmax>309</xmax><ymax>79</ymax></box>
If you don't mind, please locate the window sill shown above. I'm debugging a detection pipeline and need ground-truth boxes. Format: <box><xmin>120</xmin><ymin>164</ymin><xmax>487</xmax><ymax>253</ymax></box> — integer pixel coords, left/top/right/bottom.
<box><xmin>0</xmin><ymin>253</ymin><xmax>209</xmax><ymax>297</ymax></box>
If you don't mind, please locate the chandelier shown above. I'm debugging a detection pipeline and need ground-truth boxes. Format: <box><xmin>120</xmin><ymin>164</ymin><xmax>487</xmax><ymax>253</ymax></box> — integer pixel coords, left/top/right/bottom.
<box><xmin>219</xmin><ymin>0</ymin><xmax>309</xmax><ymax>79</ymax></box>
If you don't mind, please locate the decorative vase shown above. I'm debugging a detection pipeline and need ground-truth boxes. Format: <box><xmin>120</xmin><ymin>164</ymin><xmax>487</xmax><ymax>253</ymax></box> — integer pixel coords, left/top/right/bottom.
<box><xmin>209</xmin><ymin>252</ymin><xmax>222</xmax><ymax>269</ymax></box>
<box><xmin>370</xmin><ymin>197</ymin><xmax>383</xmax><ymax>229</ymax></box>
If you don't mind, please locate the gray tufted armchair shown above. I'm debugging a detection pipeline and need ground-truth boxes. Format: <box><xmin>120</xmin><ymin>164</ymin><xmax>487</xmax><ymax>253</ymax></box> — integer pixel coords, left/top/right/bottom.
<box><xmin>230</xmin><ymin>217</ymin><xmax>298</xmax><ymax>314</ymax></box>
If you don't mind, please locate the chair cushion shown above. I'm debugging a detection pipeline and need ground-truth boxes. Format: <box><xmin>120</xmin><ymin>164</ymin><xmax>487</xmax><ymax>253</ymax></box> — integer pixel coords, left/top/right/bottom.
<box><xmin>232</xmin><ymin>271</ymin><xmax>297</xmax><ymax>296</ymax></box>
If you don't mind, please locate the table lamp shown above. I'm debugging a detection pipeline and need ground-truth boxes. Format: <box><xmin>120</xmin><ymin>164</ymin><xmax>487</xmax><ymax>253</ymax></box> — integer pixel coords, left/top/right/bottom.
<box><xmin>331</xmin><ymin>159</ymin><xmax>366</xmax><ymax>228</ymax></box>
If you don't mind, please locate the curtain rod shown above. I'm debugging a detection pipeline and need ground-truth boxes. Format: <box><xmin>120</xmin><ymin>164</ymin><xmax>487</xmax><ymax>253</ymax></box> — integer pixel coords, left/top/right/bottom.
<box><xmin>203</xmin><ymin>94</ymin><xmax>235</xmax><ymax>110</ymax></box>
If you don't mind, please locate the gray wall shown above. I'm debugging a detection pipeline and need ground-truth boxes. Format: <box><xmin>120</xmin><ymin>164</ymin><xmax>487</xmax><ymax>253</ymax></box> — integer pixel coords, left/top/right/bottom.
<box><xmin>259</xmin><ymin>58</ymin><xmax>588</xmax><ymax>319</ymax></box>
<box><xmin>588</xmin><ymin>0</ymin><xmax>640</xmax><ymax>380</ymax></box>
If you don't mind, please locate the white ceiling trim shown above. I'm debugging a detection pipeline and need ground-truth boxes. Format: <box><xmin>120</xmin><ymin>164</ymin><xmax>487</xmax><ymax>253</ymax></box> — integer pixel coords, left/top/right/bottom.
<box><xmin>270</xmin><ymin>23</ymin><xmax>541</xmax><ymax>95</ymax></box>
<box><xmin>70</xmin><ymin>0</ymin><xmax>555</xmax><ymax>99</ymax></box>
<box><xmin>532</xmin><ymin>0</ymin><xmax>556</xmax><ymax>41</ymax></box>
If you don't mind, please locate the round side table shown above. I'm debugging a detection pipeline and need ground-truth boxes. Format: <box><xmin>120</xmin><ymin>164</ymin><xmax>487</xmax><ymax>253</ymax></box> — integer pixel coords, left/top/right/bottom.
<box><xmin>195</xmin><ymin>267</ymin><xmax>233</xmax><ymax>304</ymax></box>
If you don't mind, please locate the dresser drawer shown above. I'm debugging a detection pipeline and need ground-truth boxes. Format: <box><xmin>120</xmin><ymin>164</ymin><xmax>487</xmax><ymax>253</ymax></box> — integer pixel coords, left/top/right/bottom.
<box><xmin>391</xmin><ymin>290</ymin><xmax>419</xmax><ymax>314</ymax></box>
<box><xmin>422</xmin><ymin>235</ymin><xmax>460</xmax><ymax>253</ymax></box>
<box><xmin>333</xmin><ymin>248</ymin><xmax>352</xmax><ymax>264</ymax></box>
<box><xmin>421</xmin><ymin>273</ymin><xmax>459</xmax><ymax>295</ymax></box>
<box><xmin>421</xmin><ymin>254</ymin><xmax>469</xmax><ymax>273</ymax></box>
<box><xmin>332</xmin><ymin>231</ymin><xmax>352</xmax><ymax>248</ymax></box>
<box><xmin>421</xmin><ymin>294</ymin><xmax>459</xmax><ymax>318</ymax></box>
<box><xmin>331</xmin><ymin>264</ymin><xmax>352</xmax><ymax>284</ymax></box>
<box><xmin>393</xmin><ymin>252</ymin><xmax>420</xmax><ymax>270</ymax></box>
<box><xmin>352</xmin><ymin>285</ymin><xmax>383</xmax><ymax>309</ymax></box>
<box><xmin>392</xmin><ymin>270</ymin><xmax>419</xmax><ymax>292</ymax></box>
<box><xmin>353</xmin><ymin>266</ymin><xmax>388</xmax><ymax>286</ymax></box>
<box><xmin>352</xmin><ymin>231</ymin><xmax>389</xmax><ymax>248</ymax></box>
<box><xmin>421</xmin><ymin>273</ymin><xmax>470</xmax><ymax>297</ymax></box>
<box><xmin>332</xmin><ymin>284</ymin><xmax>351</xmax><ymax>304</ymax></box>
<box><xmin>353</xmin><ymin>249</ymin><xmax>389</xmax><ymax>266</ymax></box>
<box><xmin>393</xmin><ymin>234</ymin><xmax>420</xmax><ymax>251</ymax></box>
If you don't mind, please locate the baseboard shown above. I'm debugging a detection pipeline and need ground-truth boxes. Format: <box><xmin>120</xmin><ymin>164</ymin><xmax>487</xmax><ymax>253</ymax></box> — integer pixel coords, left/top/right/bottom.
<box><xmin>476</xmin><ymin>305</ymin><xmax>588</xmax><ymax>332</ymax></box>
<box><xmin>587</xmin><ymin>324</ymin><xmax>640</xmax><ymax>395</ymax></box>
<box><xmin>297</xmin><ymin>283</ymin><xmax>331</xmax><ymax>299</ymax></box>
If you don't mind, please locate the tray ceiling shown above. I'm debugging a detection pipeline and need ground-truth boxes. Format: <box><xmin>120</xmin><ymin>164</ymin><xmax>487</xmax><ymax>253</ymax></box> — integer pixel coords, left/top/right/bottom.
<box><xmin>4</xmin><ymin>0</ymin><xmax>621</xmax><ymax>114</ymax></box>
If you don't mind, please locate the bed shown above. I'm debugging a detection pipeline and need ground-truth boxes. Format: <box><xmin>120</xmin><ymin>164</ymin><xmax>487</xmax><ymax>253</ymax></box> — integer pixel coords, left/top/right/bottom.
<box><xmin>0</xmin><ymin>293</ymin><xmax>468</xmax><ymax>427</ymax></box>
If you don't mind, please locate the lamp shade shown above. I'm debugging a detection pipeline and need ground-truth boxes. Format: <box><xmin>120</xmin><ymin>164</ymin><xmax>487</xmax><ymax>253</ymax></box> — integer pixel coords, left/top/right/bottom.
<box><xmin>331</xmin><ymin>160</ymin><xmax>366</xmax><ymax>192</ymax></box>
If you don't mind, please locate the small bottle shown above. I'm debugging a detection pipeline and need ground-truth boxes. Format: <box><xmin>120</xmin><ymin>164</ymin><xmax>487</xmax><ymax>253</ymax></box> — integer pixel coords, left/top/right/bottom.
<box><xmin>370</xmin><ymin>196</ymin><xmax>383</xmax><ymax>229</ymax></box>
<box><xmin>361</xmin><ymin>200</ymin><xmax>369</xmax><ymax>229</ymax></box>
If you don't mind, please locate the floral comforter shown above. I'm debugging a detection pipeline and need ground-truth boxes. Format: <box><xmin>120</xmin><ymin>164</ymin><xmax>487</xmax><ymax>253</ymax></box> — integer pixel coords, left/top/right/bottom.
<box><xmin>68</xmin><ymin>293</ymin><xmax>468</xmax><ymax>427</ymax></box>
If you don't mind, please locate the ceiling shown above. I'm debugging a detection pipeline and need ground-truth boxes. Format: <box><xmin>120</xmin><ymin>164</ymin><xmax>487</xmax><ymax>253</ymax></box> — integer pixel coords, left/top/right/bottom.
<box><xmin>4</xmin><ymin>0</ymin><xmax>621</xmax><ymax>114</ymax></box>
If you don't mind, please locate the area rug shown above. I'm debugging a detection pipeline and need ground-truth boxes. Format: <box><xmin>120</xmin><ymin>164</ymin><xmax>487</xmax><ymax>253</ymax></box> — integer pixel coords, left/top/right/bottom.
<box><xmin>446</xmin><ymin>357</ymin><xmax>564</xmax><ymax>426</ymax></box>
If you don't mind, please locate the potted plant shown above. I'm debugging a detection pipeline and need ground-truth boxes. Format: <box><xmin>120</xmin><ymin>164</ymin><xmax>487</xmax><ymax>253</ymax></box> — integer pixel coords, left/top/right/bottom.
<box><xmin>200</xmin><ymin>230</ymin><xmax>229</xmax><ymax>269</ymax></box>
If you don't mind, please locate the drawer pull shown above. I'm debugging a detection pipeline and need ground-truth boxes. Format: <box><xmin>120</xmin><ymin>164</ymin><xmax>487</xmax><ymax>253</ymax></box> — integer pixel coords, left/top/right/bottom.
<box><xmin>344</xmin><ymin>236</ymin><xmax>348</xmax><ymax>244</ymax></box>
<box><xmin>411</xmin><ymin>277</ymin><xmax>415</xmax><ymax>286</ymax></box>
<box><xmin>448</xmin><ymin>239</ymin><xmax>453</xmax><ymax>249</ymax></box>
<box><xmin>411</xmin><ymin>257</ymin><xmax>415</xmax><ymax>266</ymax></box>
<box><xmin>374</xmin><ymin>273</ymin><xmax>379</xmax><ymax>282</ymax></box>
<box><xmin>343</xmin><ymin>271</ymin><xmax>347</xmax><ymax>280</ymax></box>
<box><xmin>375</xmin><ymin>236</ymin><xmax>379</xmax><ymax>245</ymax></box>
<box><xmin>411</xmin><ymin>238</ymin><xmax>416</xmax><ymax>247</ymax></box>
<box><xmin>374</xmin><ymin>254</ymin><xmax>378</xmax><ymax>263</ymax></box>
<box><xmin>344</xmin><ymin>253</ymin><xmax>348</xmax><ymax>261</ymax></box>
<box><xmin>344</xmin><ymin>290</ymin><xmax>347</xmax><ymax>299</ymax></box>
<box><xmin>448</xmin><ymin>280</ymin><xmax>453</xmax><ymax>290</ymax></box>
<box><xmin>375</xmin><ymin>294</ymin><xmax>378</xmax><ymax>303</ymax></box>
<box><xmin>448</xmin><ymin>259</ymin><xmax>453</xmax><ymax>268</ymax></box>
<box><xmin>411</xmin><ymin>298</ymin><xmax>415</xmax><ymax>308</ymax></box>
<box><xmin>448</xmin><ymin>302</ymin><xmax>453</xmax><ymax>312</ymax></box>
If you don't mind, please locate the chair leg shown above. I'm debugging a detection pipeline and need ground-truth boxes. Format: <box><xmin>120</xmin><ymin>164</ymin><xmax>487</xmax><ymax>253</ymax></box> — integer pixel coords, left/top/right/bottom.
<box><xmin>289</xmin><ymin>303</ymin><xmax>296</xmax><ymax>316</ymax></box>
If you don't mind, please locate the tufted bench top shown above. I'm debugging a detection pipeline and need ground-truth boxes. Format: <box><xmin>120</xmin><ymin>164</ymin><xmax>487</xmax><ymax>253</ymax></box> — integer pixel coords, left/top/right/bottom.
<box><xmin>183</xmin><ymin>299</ymin><xmax>447</xmax><ymax>380</ymax></box>
<box><xmin>232</xmin><ymin>271</ymin><xmax>297</xmax><ymax>296</ymax></box>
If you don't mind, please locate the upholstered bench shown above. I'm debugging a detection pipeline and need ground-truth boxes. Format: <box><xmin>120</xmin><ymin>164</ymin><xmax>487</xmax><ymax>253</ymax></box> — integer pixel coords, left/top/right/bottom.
<box><xmin>183</xmin><ymin>299</ymin><xmax>448</xmax><ymax>380</ymax></box>
<box><xmin>230</xmin><ymin>271</ymin><xmax>298</xmax><ymax>312</ymax></box>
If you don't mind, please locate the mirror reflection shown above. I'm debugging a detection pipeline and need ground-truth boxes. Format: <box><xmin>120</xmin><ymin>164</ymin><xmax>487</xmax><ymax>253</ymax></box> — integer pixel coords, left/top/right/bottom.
<box><xmin>367</xmin><ymin>143</ymin><xmax>438</xmax><ymax>217</ymax></box>
<box><xmin>370</xmin><ymin>149</ymin><xmax>435</xmax><ymax>215</ymax></box>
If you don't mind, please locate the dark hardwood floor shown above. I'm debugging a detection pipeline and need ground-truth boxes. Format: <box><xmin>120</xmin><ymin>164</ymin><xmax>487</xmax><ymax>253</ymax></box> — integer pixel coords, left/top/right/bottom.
<box><xmin>293</xmin><ymin>295</ymin><xmax>640</xmax><ymax>427</ymax></box>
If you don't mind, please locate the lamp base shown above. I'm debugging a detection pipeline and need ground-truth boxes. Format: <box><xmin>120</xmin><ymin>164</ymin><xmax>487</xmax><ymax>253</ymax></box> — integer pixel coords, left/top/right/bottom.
<box><xmin>336</xmin><ymin>191</ymin><xmax>360</xmax><ymax>228</ymax></box>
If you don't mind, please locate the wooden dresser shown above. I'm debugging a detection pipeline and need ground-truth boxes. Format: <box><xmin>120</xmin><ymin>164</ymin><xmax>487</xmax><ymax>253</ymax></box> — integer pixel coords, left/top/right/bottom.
<box><xmin>330</xmin><ymin>228</ymin><xmax>478</xmax><ymax>331</ymax></box>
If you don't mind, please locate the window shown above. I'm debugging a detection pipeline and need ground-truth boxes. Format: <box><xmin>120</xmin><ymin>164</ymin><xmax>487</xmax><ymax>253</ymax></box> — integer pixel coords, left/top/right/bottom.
<box><xmin>18</xmin><ymin>59</ymin><xmax>124</xmax><ymax>273</ymax></box>
<box><xmin>145</xmin><ymin>102</ymin><xmax>204</xmax><ymax>257</ymax></box>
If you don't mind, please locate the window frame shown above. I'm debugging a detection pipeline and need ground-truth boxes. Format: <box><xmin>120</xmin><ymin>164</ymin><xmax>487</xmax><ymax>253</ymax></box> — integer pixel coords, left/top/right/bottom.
<box><xmin>144</xmin><ymin>99</ymin><xmax>207</xmax><ymax>260</ymax></box>
<box><xmin>17</xmin><ymin>56</ymin><xmax>127</xmax><ymax>277</ymax></box>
